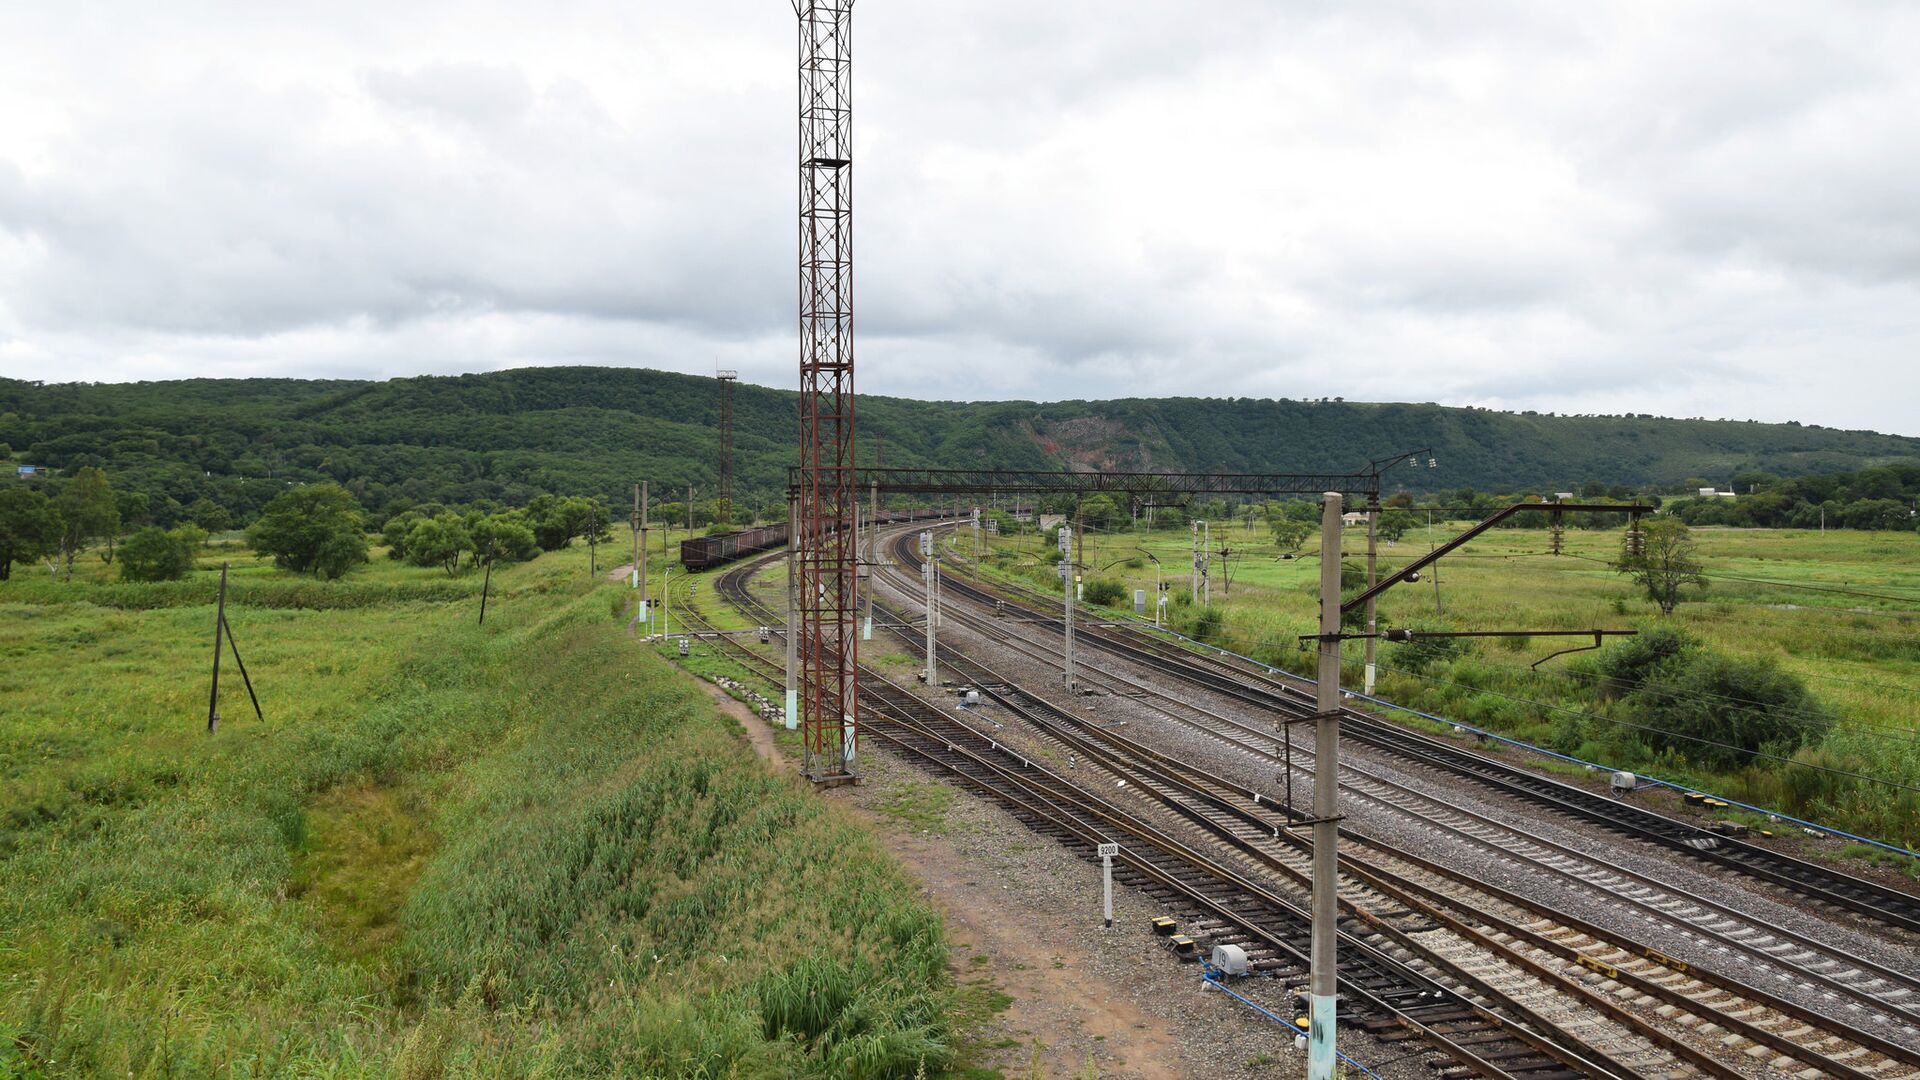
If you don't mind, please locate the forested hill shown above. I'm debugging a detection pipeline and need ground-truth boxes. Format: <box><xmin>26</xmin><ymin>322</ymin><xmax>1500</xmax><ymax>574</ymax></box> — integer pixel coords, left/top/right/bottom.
<box><xmin>3</xmin><ymin>366</ymin><xmax>1917</xmax><ymax>523</ymax></box>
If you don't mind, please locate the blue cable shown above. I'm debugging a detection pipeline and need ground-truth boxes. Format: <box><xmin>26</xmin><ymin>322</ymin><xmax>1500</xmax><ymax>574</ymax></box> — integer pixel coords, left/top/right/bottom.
<box><xmin>1200</xmin><ymin>968</ymin><xmax>1386</xmax><ymax>1079</ymax></box>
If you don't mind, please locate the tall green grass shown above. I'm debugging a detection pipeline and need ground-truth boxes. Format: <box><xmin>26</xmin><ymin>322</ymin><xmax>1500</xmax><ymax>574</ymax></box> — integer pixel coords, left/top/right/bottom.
<box><xmin>1</xmin><ymin>544</ymin><xmax>957</xmax><ymax>1078</ymax></box>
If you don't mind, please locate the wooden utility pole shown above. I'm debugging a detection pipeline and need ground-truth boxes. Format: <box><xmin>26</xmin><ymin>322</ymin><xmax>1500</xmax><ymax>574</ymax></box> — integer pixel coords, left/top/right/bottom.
<box><xmin>206</xmin><ymin>561</ymin><xmax>261</xmax><ymax>732</ymax></box>
<box><xmin>208</xmin><ymin>562</ymin><xmax>228</xmax><ymax>733</ymax></box>
<box><xmin>478</xmin><ymin>559</ymin><xmax>492</xmax><ymax>624</ymax></box>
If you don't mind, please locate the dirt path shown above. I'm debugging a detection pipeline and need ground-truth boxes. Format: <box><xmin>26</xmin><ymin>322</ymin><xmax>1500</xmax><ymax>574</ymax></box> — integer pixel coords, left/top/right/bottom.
<box><xmin>840</xmin><ymin>750</ymin><xmax>1302</xmax><ymax>1080</ymax></box>
<box><xmin>694</xmin><ymin>679</ymin><xmax>786</xmax><ymax>768</ymax></box>
<box><xmin>684</xmin><ymin>671</ymin><xmax>1198</xmax><ymax>1073</ymax></box>
<box><xmin>605</xmin><ymin>562</ymin><xmax>635</xmax><ymax>584</ymax></box>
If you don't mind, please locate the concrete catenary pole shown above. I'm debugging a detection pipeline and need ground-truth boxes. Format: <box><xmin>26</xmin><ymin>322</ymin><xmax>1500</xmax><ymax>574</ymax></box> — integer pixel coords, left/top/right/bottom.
<box><xmin>1364</xmin><ymin>492</ymin><xmax>1379</xmax><ymax>696</ymax></box>
<box><xmin>639</xmin><ymin>481</ymin><xmax>650</xmax><ymax>625</ymax></box>
<box><xmin>864</xmin><ymin>480</ymin><xmax>877</xmax><ymax>639</ymax></box>
<box><xmin>1191</xmin><ymin>519</ymin><xmax>1200</xmax><ymax>602</ymax></box>
<box><xmin>785</xmin><ymin>492</ymin><xmax>799</xmax><ymax>730</ymax></box>
<box><xmin>1061</xmin><ymin>524</ymin><xmax>1075</xmax><ymax>691</ymax></box>
<box><xmin>1309</xmin><ymin>491</ymin><xmax>1344</xmax><ymax>1080</ymax></box>
<box><xmin>921</xmin><ymin>530</ymin><xmax>938</xmax><ymax>686</ymax></box>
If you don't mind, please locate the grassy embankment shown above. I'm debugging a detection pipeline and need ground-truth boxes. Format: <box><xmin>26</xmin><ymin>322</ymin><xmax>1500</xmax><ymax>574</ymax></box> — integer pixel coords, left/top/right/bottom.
<box><xmin>1</xmin><ymin>540</ymin><xmax>960</xmax><ymax>1077</ymax></box>
<box><xmin>973</xmin><ymin>520</ymin><xmax>1920</xmax><ymax>854</ymax></box>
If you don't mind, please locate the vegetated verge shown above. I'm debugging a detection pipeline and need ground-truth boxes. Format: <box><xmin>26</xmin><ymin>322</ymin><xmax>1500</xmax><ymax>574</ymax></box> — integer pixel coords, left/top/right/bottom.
<box><xmin>1</xmin><ymin>583</ymin><xmax>955</xmax><ymax>1078</ymax></box>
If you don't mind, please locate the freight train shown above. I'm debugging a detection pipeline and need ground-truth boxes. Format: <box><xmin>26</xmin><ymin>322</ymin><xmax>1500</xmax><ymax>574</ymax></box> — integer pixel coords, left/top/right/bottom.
<box><xmin>679</xmin><ymin>507</ymin><xmax>945</xmax><ymax>572</ymax></box>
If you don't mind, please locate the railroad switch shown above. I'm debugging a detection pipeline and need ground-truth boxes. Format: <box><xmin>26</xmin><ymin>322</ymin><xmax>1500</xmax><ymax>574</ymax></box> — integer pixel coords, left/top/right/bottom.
<box><xmin>1167</xmin><ymin>934</ymin><xmax>1198</xmax><ymax>959</ymax></box>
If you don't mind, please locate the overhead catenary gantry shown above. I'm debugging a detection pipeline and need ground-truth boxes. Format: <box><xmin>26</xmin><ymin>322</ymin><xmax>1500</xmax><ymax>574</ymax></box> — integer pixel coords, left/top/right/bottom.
<box><xmin>784</xmin><ymin>463</ymin><xmax>1426</xmax><ymax>500</ymax></box>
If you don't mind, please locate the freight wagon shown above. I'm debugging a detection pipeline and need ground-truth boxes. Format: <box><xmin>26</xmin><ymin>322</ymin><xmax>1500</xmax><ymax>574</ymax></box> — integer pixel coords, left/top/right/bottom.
<box><xmin>679</xmin><ymin>507</ymin><xmax>945</xmax><ymax>572</ymax></box>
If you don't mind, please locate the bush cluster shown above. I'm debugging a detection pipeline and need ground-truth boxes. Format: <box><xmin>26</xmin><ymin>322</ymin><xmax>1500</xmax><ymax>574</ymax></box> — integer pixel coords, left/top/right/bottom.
<box><xmin>383</xmin><ymin>506</ymin><xmax>540</xmax><ymax>575</ymax></box>
<box><xmin>117</xmin><ymin>524</ymin><xmax>206</xmax><ymax>582</ymax></box>
<box><xmin>1577</xmin><ymin>629</ymin><xmax>1834</xmax><ymax>772</ymax></box>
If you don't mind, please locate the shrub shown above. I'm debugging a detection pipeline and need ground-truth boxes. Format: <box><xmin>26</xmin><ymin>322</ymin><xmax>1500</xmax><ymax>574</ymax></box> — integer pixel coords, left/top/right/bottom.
<box><xmin>1626</xmin><ymin>654</ymin><xmax>1834</xmax><ymax>771</ymax></box>
<box><xmin>1184</xmin><ymin>605</ymin><xmax>1224</xmax><ymax>643</ymax></box>
<box><xmin>1591</xmin><ymin>625</ymin><xmax>1698</xmax><ymax>698</ymax></box>
<box><xmin>1082</xmin><ymin>578</ymin><xmax>1127</xmax><ymax>607</ymax></box>
<box><xmin>117</xmin><ymin>526</ymin><xmax>198</xmax><ymax>582</ymax></box>
<box><xmin>1390</xmin><ymin>626</ymin><xmax>1472</xmax><ymax>673</ymax></box>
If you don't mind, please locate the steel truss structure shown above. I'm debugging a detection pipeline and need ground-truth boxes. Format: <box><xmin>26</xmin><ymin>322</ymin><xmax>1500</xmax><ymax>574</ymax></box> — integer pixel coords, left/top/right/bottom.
<box><xmin>787</xmin><ymin>466</ymin><xmax>1398</xmax><ymax>499</ymax></box>
<box><xmin>793</xmin><ymin>0</ymin><xmax>858</xmax><ymax>781</ymax></box>
<box><xmin>717</xmin><ymin>370</ymin><xmax>738</xmax><ymax>525</ymax></box>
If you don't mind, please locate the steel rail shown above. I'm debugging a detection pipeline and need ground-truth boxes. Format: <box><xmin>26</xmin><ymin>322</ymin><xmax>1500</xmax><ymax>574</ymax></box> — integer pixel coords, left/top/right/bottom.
<box><xmin>894</xmin><ymin>528</ymin><xmax>1920</xmax><ymax>1033</ymax></box>
<box><xmin>696</xmin><ymin>555</ymin><xmax>1614</xmax><ymax>1079</ymax></box>
<box><xmin>946</xmin><ymin>535</ymin><xmax>1920</xmax><ymax>937</ymax></box>
<box><xmin>862</xmin><ymin>546</ymin><xmax>1919</xmax><ymax>1077</ymax></box>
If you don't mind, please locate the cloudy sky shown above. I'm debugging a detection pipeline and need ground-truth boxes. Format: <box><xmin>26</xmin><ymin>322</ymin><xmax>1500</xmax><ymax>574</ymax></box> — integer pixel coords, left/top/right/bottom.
<box><xmin>1</xmin><ymin>2</ymin><xmax>1916</xmax><ymax>433</ymax></box>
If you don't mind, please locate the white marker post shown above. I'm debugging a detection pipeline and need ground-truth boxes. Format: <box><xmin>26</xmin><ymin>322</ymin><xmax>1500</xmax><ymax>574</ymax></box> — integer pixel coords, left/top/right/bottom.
<box><xmin>1097</xmin><ymin>842</ymin><xmax>1119</xmax><ymax>928</ymax></box>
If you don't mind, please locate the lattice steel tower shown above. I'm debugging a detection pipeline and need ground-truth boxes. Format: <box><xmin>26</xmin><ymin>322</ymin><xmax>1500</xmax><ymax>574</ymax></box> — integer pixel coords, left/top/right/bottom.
<box><xmin>717</xmin><ymin>369</ymin><xmax>738</xmax><ymax>526</ymax></box>
<box><xmin>793</xmin><ymin>0</ymin><xmax>858</xmax><ymax>781</ymax></box>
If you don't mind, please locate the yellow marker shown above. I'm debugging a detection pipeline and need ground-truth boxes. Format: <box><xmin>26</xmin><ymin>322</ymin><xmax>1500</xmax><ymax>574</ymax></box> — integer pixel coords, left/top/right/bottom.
<box><xmin>1577</xmin><ymin>955</ymin><xmax>1620</xmax><ymax>979</ymax></box>
<box><xmin>1643</xmin><ymin>949</ymin><xmax>1690</xmax><ymax>974</ymax></box>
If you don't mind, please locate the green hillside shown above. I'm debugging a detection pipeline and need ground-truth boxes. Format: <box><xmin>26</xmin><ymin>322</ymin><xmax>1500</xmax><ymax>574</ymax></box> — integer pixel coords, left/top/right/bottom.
<box><xmin>4</xmin><ymin>366</ymin><xmax>1917</xmax><ymax>524</ymax></box>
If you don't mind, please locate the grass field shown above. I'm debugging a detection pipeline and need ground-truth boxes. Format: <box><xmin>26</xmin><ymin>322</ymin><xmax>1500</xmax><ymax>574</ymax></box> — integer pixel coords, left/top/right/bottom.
<box><xmin>978</xmin><ymin>516</ymin><xmax>1920</xmax><ymax>851</ymax></box>
<box><xmin>0</xmin><ymin>539</ymin><xmax>970</xmax><ymax>1078</ymax></box>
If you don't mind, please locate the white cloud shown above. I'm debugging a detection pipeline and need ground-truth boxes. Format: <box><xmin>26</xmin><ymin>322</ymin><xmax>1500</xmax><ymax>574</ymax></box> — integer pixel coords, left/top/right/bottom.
<box><xmin>0</xmin><ymin>1</ymin><xmax>1916</xmax><ymax>435</ymax></box>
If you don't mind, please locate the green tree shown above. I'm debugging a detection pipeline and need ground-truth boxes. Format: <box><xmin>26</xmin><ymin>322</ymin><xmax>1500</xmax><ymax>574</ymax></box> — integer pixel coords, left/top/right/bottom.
<box><xmin>381</xmin><ymin>510</ymin><xmax>423</xmax><ymax>559</ymax></box>
<box><xmin>55</xmin><ymin>466</ymin><xmax>118</xmax><ymax>578</ymax></box>
<box><xmin>119</xmin><ymin>525</ymin><xmax>200</xmax><ymax>582</ymax></box>
<box><xmin>103</xmin><ymin>490</ymin><xmax>150</xmax><ymax>565</ymax></box>
<box><xmin>526</xmin><ymin>494</ymin><xmax>604</xmax><ymax>551</ymax></box>
<box><xmin>0</xmin><ymin>487</ymin><xmax>61</xmax><ymax>581</ymax></box>
<box><xmin>469</xmin><ymin>515</ymin><xmax>538</xmax><ymax>568</ymax></box>
<box><xmin>405</xmin><ymin>514</ymin><xmax>473</xmax><ymax>575</ymax></box>
<box><xmin>1269</xmin><ymin>517</ymin><xmax>1310</xmax><ymax>554</ymax></box>
<box><xmin>1613</xmin><ymin>517</ymin><xmax>1708</xmax><ymax>615</ymax></box>
<box><xmin>1078</xmin><ymin>494</ymin><xmax>1120</xmax><ymax>529</ymax></box>
<box><xmin>1376</xmin><ymin>512</ymin><xmax>1411</xmax><ymax>544</ymax></box>
<box><xmin>247</xmin><ymin>483</ymin><xmax>369</xmax><ymax>579</ymax></box>
<box><xmin>187</xmin><ymin>497</ymin><xmax>232</xmax><ymax>536</ymax></box>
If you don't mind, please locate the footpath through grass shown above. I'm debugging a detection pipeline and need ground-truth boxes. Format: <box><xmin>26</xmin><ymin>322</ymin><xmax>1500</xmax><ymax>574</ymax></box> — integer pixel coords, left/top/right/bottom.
<box><xmin>1</xmin><ymin>546</ymin><xmax>956</xmax><ymax>1078</ymax></box>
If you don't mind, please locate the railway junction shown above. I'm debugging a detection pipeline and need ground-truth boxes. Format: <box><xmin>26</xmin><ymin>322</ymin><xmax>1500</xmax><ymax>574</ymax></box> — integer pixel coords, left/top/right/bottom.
<box><xmin>654</xmin><ymin>510</ymin><xmax>1920</xmax><ymax>1080</ymax></box>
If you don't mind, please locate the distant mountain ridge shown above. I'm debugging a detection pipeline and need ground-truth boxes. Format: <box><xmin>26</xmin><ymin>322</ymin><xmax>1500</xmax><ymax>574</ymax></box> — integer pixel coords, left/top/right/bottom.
<box><xmin>3</xmin><ymin>366</ymin><xmax>1916</xmax><ymax>520</ymax></box>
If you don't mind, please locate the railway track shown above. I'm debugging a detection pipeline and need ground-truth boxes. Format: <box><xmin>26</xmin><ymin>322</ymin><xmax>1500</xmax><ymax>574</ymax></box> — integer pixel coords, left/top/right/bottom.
<box><xmin>879</xmin><ymin>526</ymin><xmax>1920</xmax><ymax>1068</ymax></box>
<box><xmin>882</xmin><ymin>535</ymin><xmax>1920</xmax><ymax>1033</ymax></box>
<box><xmin>931</xmin><ymin>534</ymin><xmax>1920</xmax><ymax>939</ymax></box>
<box><xmin>663</xmin><ymin>539</ymin><xmax>1920</xmax><ymax>1077</ymax></box>
<box><xmin>858</xmin><ymin>533</ymin><xmax>1920</xmax><ymax>1078</ymax></box>
<box><xmin>668</xmin><ymin>559</ymin><xmax>1651</xmax><ymax>1078</ymax></box>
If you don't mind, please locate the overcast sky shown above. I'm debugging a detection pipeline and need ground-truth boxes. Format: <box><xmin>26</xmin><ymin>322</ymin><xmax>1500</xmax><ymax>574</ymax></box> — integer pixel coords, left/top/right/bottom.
<box><xmin>2</xmin><ymin>2</ymin><xmax>1916</xmax><ymax>434</ymax></box>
